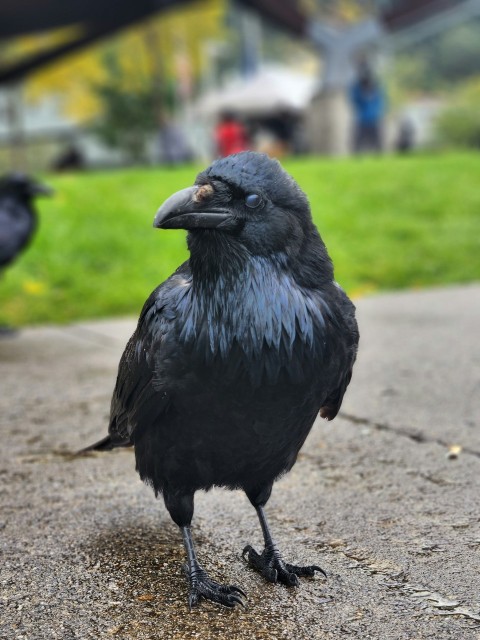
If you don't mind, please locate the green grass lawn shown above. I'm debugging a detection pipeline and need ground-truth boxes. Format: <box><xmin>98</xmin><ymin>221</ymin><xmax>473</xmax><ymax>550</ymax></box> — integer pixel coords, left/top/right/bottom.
<box><xmin>1</xmin><ymin>152</ymin><xmax>479</xmax><ymax>326</ymax></box>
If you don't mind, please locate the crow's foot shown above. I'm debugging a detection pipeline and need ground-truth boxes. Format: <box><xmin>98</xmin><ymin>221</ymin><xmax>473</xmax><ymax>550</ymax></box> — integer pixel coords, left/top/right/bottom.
<box><xmin>242</xmin><ymin>544</ymin><xmax>326</xmax><ymax>586</ymax></box>
<box><xmin>185</xmin><ymin>564</ymin><xmax>247</xmax><ymax>609</ymax></box>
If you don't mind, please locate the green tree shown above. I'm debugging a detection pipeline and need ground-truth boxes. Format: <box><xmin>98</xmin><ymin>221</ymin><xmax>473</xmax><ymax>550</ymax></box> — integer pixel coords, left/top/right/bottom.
<box><xmin>434</xmin><ymin>77</ymin><xmax>480</xmax><ymax>149</ymax></box>
<box><xmin>90</xmin><ymin>53</ymin><xmax>161</xmax><ymax>162</ymax></box>
<box><xmin>391</xmin><ymin>19</ymin><xmax>480</xmax><ymax>95</ymax></box>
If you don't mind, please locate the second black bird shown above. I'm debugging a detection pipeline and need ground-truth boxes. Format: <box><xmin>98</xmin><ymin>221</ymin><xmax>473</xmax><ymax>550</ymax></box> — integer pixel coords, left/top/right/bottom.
<box><xmin>85</xmin><ymin>151</ymin><xmax>359</xmax><ymax>608</ymax></box>
<box><xmin>0</xmin><ymin>173</ymin><xmax>51</xmax><ymax>271</ymax></box>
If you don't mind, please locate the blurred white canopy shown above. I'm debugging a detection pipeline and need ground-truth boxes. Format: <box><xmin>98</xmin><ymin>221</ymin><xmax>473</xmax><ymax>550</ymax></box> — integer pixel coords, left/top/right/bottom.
<box><xmin>195</xmin><ymin>66</ymin><xmax>319</xmax><ymax>116</ymax></box>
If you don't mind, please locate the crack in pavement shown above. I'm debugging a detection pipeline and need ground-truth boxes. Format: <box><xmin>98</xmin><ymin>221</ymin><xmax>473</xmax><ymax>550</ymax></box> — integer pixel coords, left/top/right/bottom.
<box><xmin>339</xmin><ymin>412</ymin><xmax>480</xmax><ymax>459</ymax></box>
<box><xmin>323</xmin><ymin>541</ymin><xmax>480</xmax><ymax>625</ymax></box>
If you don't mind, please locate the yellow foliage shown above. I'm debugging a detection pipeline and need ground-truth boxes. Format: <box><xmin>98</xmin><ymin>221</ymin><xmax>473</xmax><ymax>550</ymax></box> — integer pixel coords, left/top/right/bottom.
<box><xmin>300</xmin><ymin>0</ymin><xmax>371</xmax><ymax>23</ymax></box>
<box><xmin>22</xmin><ymin>279</ymin><xmax>46</xmax><ymax>295</ymax></box>
<box><xmin>2</xmin><ymin>26</ymin><xmax>83</xmax><ymax>64</ymax></box>
<box><xmin>337</xmin><ymin>0</ymin><xmax>364</xmax><ymax>22</ymax></box>
<box><xmin>21</xmin><ymin>0</ymin><xmax>225</xmax><ymax>121</ymax></box>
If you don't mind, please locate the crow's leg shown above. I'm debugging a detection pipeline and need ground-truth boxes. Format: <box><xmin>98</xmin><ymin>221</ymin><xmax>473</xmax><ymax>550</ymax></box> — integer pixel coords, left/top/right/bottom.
<box><xmin>163</xmin><ymin>489</ymin><xmax>246</xmax><ymax>609</ymax></box>
<box><xmin>243</xmin><ymin>487</ymin><xmax>326</xmax><ymax>587</ymax></box>
<box><xmin>181</xmin><ymin>526</ymin><xmax>246</xmax><ymax>609</ymax></box>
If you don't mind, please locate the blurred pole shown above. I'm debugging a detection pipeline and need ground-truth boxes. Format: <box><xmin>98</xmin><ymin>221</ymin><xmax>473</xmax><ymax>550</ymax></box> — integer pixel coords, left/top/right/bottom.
<box><xmin>200</xmin><ymin>39</ymin><xmax>227</xmax><ymax>92</ymax></box>
<box><xmin>6</xmin><ymin>83</ymin><xmax>28</xmax><ymax>171</ymax></box>
<box><xmin>143</xmin><ymin>22</ymin><xmax>166</xmax><ymax>121</ymax></box>
<box><xmin>174</xmin><ymin>27</ymin><xmax>195</xmax><ymax>159</ymax></box>
<box><xmin>239</xmin><ymin>8</ymin><xmax>262</xmax><ymax>78</ymax></box>
<box><xmin>174</xmin><ymin>28</ymin><xmax>193</xmax><ymax>114</ymax></box>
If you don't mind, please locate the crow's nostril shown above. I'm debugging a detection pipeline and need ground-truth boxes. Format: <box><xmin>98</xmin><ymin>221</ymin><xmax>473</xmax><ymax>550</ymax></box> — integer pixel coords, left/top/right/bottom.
<box><xmin>193</xmin><ymin>184</ymin><xmax>214</xmax><ymax>203</ymax></box>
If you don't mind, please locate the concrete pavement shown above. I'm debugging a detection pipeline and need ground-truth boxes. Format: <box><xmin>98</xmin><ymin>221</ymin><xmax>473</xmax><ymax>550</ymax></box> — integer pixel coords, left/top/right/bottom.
<box><xmin>1</xmin><ymin>285</ymin><xmax>479</xmax><ymax>639</ymax></box>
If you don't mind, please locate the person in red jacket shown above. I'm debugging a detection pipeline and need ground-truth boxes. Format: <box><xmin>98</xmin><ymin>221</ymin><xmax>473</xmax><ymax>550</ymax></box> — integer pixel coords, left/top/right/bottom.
<box><xmin>215</xmin><ymin>111</ymin><xmax>249</xmax><ymax>157</ymax></box>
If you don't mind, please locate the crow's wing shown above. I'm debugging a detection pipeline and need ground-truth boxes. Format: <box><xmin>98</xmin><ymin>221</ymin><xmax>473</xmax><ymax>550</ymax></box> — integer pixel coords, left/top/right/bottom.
<box><xmin>108</xmin><ymin>265</ymin><xmax>189</xmax><ymax>446</ymax></box>
<box><xmin>0</xmin><ymin>198</ymin><xmax>36</xmax><ymax>267</ymax></box>
<box><xmin>319</xmin><ymin>286</ymin><xmax>359</xmax><ymax>421</ymax></box>
<box><xmin>319</xmin><ymin>366</ymin><xmax>353</xmax><ymax>421</ymax></box>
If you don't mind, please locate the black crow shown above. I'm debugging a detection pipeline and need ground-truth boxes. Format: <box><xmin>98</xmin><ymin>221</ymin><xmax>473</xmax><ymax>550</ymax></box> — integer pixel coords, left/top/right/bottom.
<box><xmin>85</xmin><ymin>152</ymin><xmax>359</xmax><ymax>609</ymax></box>
<box><xmin>0</xmin><ymin>173</ymin><xmax>52</xmax><ymax>270</ymax></box>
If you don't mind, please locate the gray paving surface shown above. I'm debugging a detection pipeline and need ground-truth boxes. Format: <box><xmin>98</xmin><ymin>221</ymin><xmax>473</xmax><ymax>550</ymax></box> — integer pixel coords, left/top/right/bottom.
<box><xmin>1</xmin><ymin>285</ymin><xmax>479</xmax><ymax>639</ymax></box>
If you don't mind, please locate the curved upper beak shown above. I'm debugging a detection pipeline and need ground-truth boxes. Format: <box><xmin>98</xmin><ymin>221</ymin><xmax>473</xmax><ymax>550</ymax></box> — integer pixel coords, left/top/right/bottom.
<box><xmin>153</xmin><ymin>186</ymin><xmax>234</xmax><ymax>230</ymax></box>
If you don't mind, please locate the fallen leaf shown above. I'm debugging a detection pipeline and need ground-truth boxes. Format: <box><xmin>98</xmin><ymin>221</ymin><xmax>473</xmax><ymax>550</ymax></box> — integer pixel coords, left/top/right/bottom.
<box><xmin>446</xmin><ymin>444</ymin><xmax>462</xmax><ymax>460</ymax></box>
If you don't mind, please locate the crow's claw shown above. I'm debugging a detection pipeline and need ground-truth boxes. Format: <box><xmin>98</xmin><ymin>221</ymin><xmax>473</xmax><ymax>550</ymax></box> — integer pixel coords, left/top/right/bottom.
<box><xmin>285</xmin><ymin>563</ymin><xmax>327</xmax><ymax>579</ymax></box>
<box><xmin>242</xmin><ymin>544</ymin><xmax>254</xmax><ymax>560</ymax></box>
<box><xmin>242</xmin><ymin>544</ymin><xmax>326</xmax><ymax>587</ymax></box>
<box><xmin>187</xmin><ymin>566</ymin><xmax>247</xmax><ymax>610</ymax></box>
<box><xmin>229</xmin><ymin>584</ymin><xmax>248</xmax><ymax>598</ymax></box>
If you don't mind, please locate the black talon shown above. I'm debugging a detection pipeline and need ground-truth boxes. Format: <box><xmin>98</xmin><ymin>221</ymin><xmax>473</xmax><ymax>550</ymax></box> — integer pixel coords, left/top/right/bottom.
<box><xmin>189</xmin><ymin>592</ymin><xmax>199</xmax><ymax>611</ymax></box>
<box><xmin>242</xmin><ymin>544</ymin><xmax>253</xmax><ymax>559</ymax></box>
<box><xmin>312</xmin><ymin>565</ymin><xmax>328</xmax><ymax>579</ymax></box>
<box><xmin>230</xmin><ymin>594</ymin><xmax>247</xmax><ymax>608</ymax></box>
<box><xmin>188</xmin><ymin>577</ymin><xmax>247</xmax><ymax>609</ymax></box>
<box><xmin>243</xmin><ymin>505</ymin><xmax>327</xmax><ymax>587</ymax></box>
<box><xmin>290</xmin><ymin>574</ymin><xmax>300</xmax><ymax>587</ymax></box>
<box><xmin>285</xmin><ymin>563</ymin><xmax>327</xmax><ymax>579</ymax></box>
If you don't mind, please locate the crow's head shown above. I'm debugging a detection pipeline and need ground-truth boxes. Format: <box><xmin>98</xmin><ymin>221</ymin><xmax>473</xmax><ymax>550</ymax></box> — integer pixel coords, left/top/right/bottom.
<box><xmin>154</xmin><ymin>152</ymin><xmax>318</xmax><ymax>257</ymax></box>
<box><xmin>0</xmin><ymin>173</ymin><xmax>53</xmax><ymax>203</ymax></box>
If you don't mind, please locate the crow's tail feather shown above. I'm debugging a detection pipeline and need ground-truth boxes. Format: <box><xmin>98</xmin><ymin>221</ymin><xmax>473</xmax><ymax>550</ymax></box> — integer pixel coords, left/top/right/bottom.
<box><xmin>77</xmin><ymin>435</ymin><xmax>132</xmax><ymax>455</ymax></box>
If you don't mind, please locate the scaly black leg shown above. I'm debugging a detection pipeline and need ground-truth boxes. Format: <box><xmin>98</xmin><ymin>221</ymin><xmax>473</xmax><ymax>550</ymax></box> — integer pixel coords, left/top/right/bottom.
<box><xmin>242</xmin><ymin>505</ymin><xmax>326</xmax><ymax>586</ymax></box>
<box><xmin>181</xmin><ymin>526</ymin><xmax>247</xmax><ymax>609</ymax></box>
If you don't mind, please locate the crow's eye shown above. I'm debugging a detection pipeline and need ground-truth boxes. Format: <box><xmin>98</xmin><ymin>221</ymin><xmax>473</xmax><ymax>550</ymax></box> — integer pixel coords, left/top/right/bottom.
<box><xmin>245</xmin><ymin>193</ymin><xmax>262</xmax><ymax>208</ymax></box>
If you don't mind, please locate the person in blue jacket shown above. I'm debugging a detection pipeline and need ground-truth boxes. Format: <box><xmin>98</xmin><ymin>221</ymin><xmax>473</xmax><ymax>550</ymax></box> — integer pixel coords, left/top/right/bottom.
<box><xmin>350</xmin><ymin>64</ymin><xmax>386</xmax><ymax>154</ymax></box>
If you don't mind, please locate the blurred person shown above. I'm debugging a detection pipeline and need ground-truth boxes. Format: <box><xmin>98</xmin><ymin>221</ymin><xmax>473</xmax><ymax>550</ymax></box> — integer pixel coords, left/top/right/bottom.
<box><xmin>52</xmin><ymin>144</ymin><xmax>85</xmax><ymax>172</ymax></box>
<box><xmin>350</xmin><ymin>64</ymin><xmax>386</xmax><ymax>154</ymax></box>
<box><xmin>159</xmin><ymin>117</ymin><xmax>192</xmax><ymax>166</ymax></box>
<box><xmin>215</xmin><ymin>111</ymin><xmax>249</xmax><ymax>158</ymax></box>
<box><xmin>395</xmin><ymin>117</ymin><xmax>416</xmax><ymax>154</ymax></box>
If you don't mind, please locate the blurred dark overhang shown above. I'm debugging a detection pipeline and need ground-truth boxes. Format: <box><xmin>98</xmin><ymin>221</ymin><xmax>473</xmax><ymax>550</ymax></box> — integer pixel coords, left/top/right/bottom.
<box><xmin>381</xmin><ymin>0</ymin><xmax>460</xmax><ymax>30</ymax></box>
<box><xmin>0</xmin><ymin>0</ymin><xmax>308</xmax><ymax>85</ymax></box>
<box><xmin>239</xmin><ymin>0</ymin><xmax>306</xmax><ymax>35</ymax></box>
<box><xmin>0</xmin><ymin>0</ymin><xmax>193</xmax><ymax>84</ymax></box>
<box><xmin>0</xmin><ymin>0</ymin><xmax>464</xmax><ymax>85</ymax></box>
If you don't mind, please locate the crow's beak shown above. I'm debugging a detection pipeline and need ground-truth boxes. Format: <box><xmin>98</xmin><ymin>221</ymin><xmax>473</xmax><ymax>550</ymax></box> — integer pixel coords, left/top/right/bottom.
<box><xmin>153</xmin><ymin>186</ymin><xmax>234</xmax><ymax>230</ymax></box>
